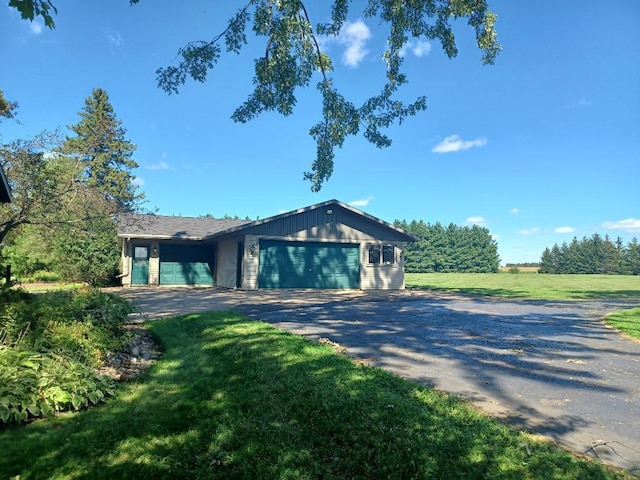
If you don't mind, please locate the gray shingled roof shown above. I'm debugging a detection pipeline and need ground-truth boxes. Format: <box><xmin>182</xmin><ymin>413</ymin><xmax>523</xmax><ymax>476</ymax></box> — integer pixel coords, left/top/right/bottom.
<box><xmin>117</xmin><ymin>214</ymin><xmax>251</xmax><ymax>240</ymax></box>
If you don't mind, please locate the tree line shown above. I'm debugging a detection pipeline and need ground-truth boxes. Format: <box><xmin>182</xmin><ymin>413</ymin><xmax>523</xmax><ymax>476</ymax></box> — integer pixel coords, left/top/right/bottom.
<box><xmin>539</xmin><ymin>234</ymin><xmax>640</xmax><ymax>275</ymax></box>
<box><xmin>395</xmin><ymin>220</ymin><xmax>500</xmax><ymax>273</ymax></box>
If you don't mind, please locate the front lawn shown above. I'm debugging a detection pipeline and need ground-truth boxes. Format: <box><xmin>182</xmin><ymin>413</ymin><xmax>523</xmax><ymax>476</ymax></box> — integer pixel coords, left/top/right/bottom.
<box><xmin>406</xmin><ymin>273</ymin><xmax>640</xmax><ymax>300</ymax></box>
<box><xmin>0</xmin><ymin>312</ymin><xmax>629</xmax><ymax>479</ymax></box>
<box><xmin>605</xmin><ymin>307</ymin><xmax>640</xmax><ymax>340</ymax></box>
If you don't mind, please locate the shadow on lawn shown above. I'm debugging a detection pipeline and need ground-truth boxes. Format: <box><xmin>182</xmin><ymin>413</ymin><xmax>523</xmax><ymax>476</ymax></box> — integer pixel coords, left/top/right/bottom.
<box><xmin>0</xmin><ymin>312</ymin><xmax>622</xmax><ymax>479</ymax></box>
<box><xmin>239</xmin><ymin>294</ymin><xmax>640</xmax><ymax>474</ymax></box>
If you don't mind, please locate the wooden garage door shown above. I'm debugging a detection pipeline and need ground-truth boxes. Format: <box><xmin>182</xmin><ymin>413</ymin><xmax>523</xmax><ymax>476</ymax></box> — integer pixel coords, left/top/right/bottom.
<box><xmin>258</xmin><ymin>240</ymin><xmax>360</xmax><ymax>289</ymax></box>
<box><xmin>159</xmin><ymin>244</ymin><xmax>213</xmax><ymax>286</ymax></box>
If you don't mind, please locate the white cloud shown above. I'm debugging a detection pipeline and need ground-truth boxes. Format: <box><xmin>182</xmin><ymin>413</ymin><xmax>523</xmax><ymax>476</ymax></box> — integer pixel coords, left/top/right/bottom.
<box><xmin>518</xmin><ymin>227</ymin><xmax>540</xmax><ymax>236</ymax></box>
<box><xmin>320</xmin><ymin>20</ymin><xmax>372</xmax><ymax>67</ymax></box>
<box><xmin>509</xmin><ymin>208</ymin><xmax>520</xmax><ymax>215</ymax></box>
<box><xmin>465</xmin><ymin>216</ymin><xmax>486</xmax><ymax>226</ymax></box>
<box><xmin>432</xmin><ymin>134</ymin><xmax>487</xmax><ymax>153</ymax></box>
<box><xmin>132</xmin><ymin>177</ymin><xmax>145</xmax><ymax>186</ymax></box>
<box><xmin>603</xmin><ymin>218</ymin><xmax>640</xmax><ymax>232</ymax></box>
<box><xmin>400</xmin><ymin>39</ymin><xmax>432</xmax><ymax>58</ymax></box>
<box><xmin>349</xmin><ymin>196</ymin><xmax>374</xmax><ymax>207</ymax></box>
<box><xmin>106</xmin><ymin>29</ymin><xmax>124</xmax><ymax>47</ymax></box>
<box><xmin>554</xmin><ymin>226</ymin><xmax>575</xmax><ymax>234</ymax></box>
<box><xmin>29</xmin><ymin>21</ymin><xmax>43</xmax><ymax>35</ymax></box>
<box><xmin>146</xmin><ymin>161</ymin><xmax>170</xmax><ymax>171</ymax></box>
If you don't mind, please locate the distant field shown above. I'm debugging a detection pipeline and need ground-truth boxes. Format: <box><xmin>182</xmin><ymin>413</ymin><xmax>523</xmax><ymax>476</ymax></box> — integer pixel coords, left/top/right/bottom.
<box><xmin>498</xmin><ymin>266</ymin><xmax>539</xmax><ymax>273</ymax></box>
<box><xmin>405</xmin><ymin>273</ymin><xmax>640</xmax><ymax>300</ymax></box>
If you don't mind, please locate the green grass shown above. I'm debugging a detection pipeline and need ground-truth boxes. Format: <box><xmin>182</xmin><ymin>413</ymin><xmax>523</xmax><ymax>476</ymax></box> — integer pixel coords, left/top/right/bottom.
<box><xmin>605</xmin><ymin>307</ymin><xmax>640</xmax><ymax>340</ymax></box>
<box><xmin>0</xmin><ymin>312</ymin><xmax>630</xmax><ymax>479</ymax></box>
<box><xmin>406</xmin><ymin>273</ymin><xmax>640</xmax><ymax>300</ymax></box>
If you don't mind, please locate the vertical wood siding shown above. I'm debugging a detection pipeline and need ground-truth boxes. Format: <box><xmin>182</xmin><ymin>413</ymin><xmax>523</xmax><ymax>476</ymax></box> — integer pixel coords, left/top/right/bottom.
<box><xmin>216</xmin><ymin>239</ymin><xmax>239</xmax><ymax>289</ymax></box>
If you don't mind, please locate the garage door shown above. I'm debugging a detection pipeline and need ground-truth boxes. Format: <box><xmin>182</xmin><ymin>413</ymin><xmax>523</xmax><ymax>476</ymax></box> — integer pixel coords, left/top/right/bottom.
<box><xmin>258</xmin><ymin>240</ymin><xmax>360</xmax><ymax>289</ymax></box>
<box><xmin>159</xmin><ymin>244</ymin><xmax>214</xmax><ymax>286</ymax></box>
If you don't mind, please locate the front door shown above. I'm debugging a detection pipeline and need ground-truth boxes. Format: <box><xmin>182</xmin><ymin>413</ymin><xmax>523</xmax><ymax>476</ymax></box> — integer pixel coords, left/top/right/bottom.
<box><xmin>131</xmin><ymin>245</ymin><xmax>149</xmax><ymax>285</ymax></box>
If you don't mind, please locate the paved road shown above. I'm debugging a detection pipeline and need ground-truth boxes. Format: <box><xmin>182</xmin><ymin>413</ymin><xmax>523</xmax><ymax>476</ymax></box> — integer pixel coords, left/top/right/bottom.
<box><xmin>117</xmin><ymin>287</ymin><xmax>640</xmax><ymax>474</ymax></box>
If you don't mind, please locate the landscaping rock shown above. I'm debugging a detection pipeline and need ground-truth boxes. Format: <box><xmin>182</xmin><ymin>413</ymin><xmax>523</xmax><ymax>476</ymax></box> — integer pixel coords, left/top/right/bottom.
<box><xmin>98</xmin><ymin>325</ymin><xmax>162</xmax><ymax>381</ymax></box>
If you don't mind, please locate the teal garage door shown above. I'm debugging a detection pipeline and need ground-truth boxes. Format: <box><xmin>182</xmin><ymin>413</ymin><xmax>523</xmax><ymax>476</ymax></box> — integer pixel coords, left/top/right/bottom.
<box><xmin>159</xmin><ymin>244</ymin><xmax>214</xmax><ymax>286</ymax></box>
<box><xmin>258</xmin><ymin>241</ymin><xmax>360</xmax><ymax>289</ymax></box>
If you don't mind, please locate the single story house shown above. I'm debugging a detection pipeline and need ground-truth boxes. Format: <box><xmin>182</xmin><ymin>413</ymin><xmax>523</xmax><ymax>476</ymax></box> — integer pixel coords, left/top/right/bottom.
<box><xmin>117</xmin><ymin>199</ymin><xmax>417</xmax><ymax>290</ymax></box>
<box><xmin>0</xmin><ymin>164</ymin><xmax>12</xmax><ymax>203</ymax></box>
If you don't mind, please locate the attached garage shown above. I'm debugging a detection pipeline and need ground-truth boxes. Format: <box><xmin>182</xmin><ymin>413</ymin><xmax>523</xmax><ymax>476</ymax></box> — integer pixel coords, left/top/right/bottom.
<box><xmin>258</xmin><ymin>240</ymin><xmax>360</xmax><ymax>289</ymax></box>
<box><xmin>118</xmin><ymin>200</ymin><xmax>417</xmax><ymax>290</ymax></box>
<box><xmin>159</xmin><ymin>243</ymin><xmax>214</xmax><ymax>286</ymax></box>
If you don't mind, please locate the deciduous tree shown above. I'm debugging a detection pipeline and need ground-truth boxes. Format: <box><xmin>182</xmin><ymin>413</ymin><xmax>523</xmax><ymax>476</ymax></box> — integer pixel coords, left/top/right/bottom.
<box><xmin>10</xmin><ymin>1</ymin><xmax>500</xmax><ymax>191</ymax></box>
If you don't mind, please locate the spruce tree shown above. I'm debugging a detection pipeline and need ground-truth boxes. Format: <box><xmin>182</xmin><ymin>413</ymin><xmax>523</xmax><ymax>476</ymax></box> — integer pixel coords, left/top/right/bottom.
<box><xmin>64</xmin><ymin>88</ymin><xmax>140</xmax><ymax>212</ymax></box>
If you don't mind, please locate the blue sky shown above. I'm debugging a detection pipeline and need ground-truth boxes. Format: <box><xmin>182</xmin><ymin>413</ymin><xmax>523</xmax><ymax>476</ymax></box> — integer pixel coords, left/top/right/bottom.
<box><xmin>1</xmin><ymin>1</ymin><xmax>639</xmax><ymax>265</ymax></box>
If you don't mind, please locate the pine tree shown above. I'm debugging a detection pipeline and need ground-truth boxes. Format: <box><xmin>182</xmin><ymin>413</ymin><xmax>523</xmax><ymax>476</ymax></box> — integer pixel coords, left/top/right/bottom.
<box><xmin>64</xmin><ymin>88</ymin><xmax>141</xmax><ymax>212</ymax></box>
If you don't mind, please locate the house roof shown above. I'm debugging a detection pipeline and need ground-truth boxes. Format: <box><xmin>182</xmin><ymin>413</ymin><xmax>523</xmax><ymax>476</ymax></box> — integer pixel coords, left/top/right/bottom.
<box><xmin>117</xmin><ymin>214</ymin><xmax>251</xmax><ymax>240</ymax></box>
<box><xmin>117</xmin><ymin>200</ymin><xmax>418</xmax><ymax>242</ymax></box>
<box><xmin>0</xmin><ymin>164</ymin><xmax>12</xmax><ymax>203</ymax></box>
<box><xmin>204</xmin><ymin>199</ymin><xmax>418</xmax><ymax>242</ymax></box>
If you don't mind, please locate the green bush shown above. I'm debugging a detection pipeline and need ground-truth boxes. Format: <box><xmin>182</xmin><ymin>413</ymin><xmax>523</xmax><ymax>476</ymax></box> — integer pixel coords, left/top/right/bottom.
<box><xmin>508</xmin><ymin>266</ymin><xmax>520</xmax><ymax>274</ymax></box>
<box><xmin>0</xmin><ymin>287</ymin><xmax>134</xmax><ymax>425</ymax></box>
<box><xmin>0</xmin><ymin>346</ymin><xmax>115</xmax><ymax>424</ymax></box>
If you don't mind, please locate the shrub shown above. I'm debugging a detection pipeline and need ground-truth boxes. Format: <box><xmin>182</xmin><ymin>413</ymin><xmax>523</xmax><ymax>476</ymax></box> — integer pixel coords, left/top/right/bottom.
<box><xmin>508</xmin><ymin>266</ymin><xmax>520</xmax><ymax>274</ymax></box>
<box><xmin>0</xmin><ymin>287</ymin><xmax>134</xmax><ymax>425</ymax></box>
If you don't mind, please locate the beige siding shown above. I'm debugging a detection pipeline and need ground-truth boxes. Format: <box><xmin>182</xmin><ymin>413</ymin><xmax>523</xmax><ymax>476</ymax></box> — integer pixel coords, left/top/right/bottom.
<box><xmin>120</xmin><ymin>240</ymin><xmax>132</xmax><ymax>286</ymax></box>
<box><xmin>216</xmin><ymin>239</ymin><xmax>238</xmax><ymax>289</ymax></box>
<box><xmin>244</xmin><ymin>235</ymin><xmax>260</xmax><ymax>290</ymax></box>
<box><xmin>360</xmin><ymin>242</ymin><xmax>406</xmax><ymax>290</ymax></box>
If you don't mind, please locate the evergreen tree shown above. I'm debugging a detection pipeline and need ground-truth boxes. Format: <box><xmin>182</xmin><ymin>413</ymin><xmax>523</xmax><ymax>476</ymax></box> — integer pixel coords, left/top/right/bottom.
<box><xmin>64</xmin><ymin>88</ymin><xmax>141</xmax><ymax>212</ymax></box>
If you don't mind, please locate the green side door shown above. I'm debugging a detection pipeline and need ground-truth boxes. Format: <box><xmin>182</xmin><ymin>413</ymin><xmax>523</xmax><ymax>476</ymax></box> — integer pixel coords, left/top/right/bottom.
<box><xmin>258</xmin><ymin>241</ymin><xmax>360</xmax><ymax>289</ymax></box>
<box><xmin>159</xmin><ymin>244</ymin><xmax>214</xmax><ymax>286</ymax></box>
<box><xmin>131</xmin><ymin>246</ymin><xmax>149</xmax><ymax>286</ymax></box>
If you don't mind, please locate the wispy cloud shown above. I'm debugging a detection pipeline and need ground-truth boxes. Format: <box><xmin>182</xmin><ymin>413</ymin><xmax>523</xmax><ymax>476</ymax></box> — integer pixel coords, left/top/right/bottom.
<box><xmin>465</xmin><ymin>216</ymin><xmax>486</xmax><ymax>226</ymax></box>
<box><xmin>349</xmin><ymin>196</ymin><xmax>374</xmax><ymax>207</ymax></box>
<box><xmin>106</xmin><ymin>29</ymin><xmax>124</xmax><ymax>47</ymax></box>
<box><xmin>320</xmin><ymin>20</ymin><xmax>372</xmax><ymax>67</ymax></box>
<box><xmin>518</xmin><ymin>227</ymin><xmax>540</xmax><ymax>236</ymax></box>
<box><xmin>554</xmin><ymin>226</ymin><xmax>575</xmax><ymax>234</ymax></box>
<box><xmin>29</xmin><ymin>21</ymin><xmax>44</xmax><ymax>35</ymax></box>
<box><xmin>399</xmin><ymin>39</ymin><xmax>432</xmax><ymax>58</ymax></box>
<box><xmin>132</xmin><ymin>177</ymin><xmax>145</xmax><ymax>186</ymax></box>
<box><xmin>570</xmin><ymin>97</ymin><xmax>592</xmax><ymax>109</ymax></box>
<box><xmin>603</xmin><ymin>218</ymin><xmax>640</xmax><ymax>232</ymax></box>
<box><xmin>432</xmin><ymin>134</ymin><xmax>487</xmax><ymax>153</ymax></box>
<box><xmin>509</xmin><ymin>208</ymin><xmax>520</xmax><ymax>215</ymax></box>
<box><xmin>146</xmin><ymin>160</ymin><xmax>170</xmax><ymax>171</ymax></box>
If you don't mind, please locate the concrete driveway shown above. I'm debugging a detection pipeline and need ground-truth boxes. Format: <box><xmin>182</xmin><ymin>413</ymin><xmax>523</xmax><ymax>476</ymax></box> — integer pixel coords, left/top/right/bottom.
<box><xmin>117</xmin><ymin>287</ymin><xmax>640</xmax><ymax>474</ymax></box>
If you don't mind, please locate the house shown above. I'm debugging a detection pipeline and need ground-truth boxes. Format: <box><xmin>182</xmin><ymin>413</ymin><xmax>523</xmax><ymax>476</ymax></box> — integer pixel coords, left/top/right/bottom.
<box><xmin>0</xmin><ymin>164</ymin><xmax>11</xmax><ymax>203</ymax></box>
<box><xmin>117</xmin><ymin>199</ymin><xmax>417</xmax><ymax>290</ymax></box>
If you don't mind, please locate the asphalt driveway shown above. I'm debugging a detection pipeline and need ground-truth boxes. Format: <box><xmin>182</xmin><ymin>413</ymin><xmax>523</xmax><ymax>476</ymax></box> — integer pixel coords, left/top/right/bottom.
<box><xmin>117</xmin><ymin>287</ymin><xmax>640</xmax><ymax>474</ymax></box>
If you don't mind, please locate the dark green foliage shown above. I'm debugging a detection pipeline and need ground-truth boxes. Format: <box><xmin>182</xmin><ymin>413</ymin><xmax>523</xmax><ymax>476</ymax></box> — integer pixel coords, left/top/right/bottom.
<box><xmin>396</xmin><ymin>220</ymin><xmax>500</xmax><ymax>273</ymax></box>
<box><xmin>64</xmin><ymin>88</ymin><xmax>141</xmax><ymax>211</ymax></box>
<box><xmin>539</xmin><ymin>235</ymin><xmax>640</xmax><ymax>275</ymax></box>
<box><xmin>52</xmin><ymin>216</ymin><xmax>120</xmax><ymax>286</ymax></box>
<box><xmin>0</xmin><ymin>287</ymin><xmax>134</xmax><ymax>425</ymax></box>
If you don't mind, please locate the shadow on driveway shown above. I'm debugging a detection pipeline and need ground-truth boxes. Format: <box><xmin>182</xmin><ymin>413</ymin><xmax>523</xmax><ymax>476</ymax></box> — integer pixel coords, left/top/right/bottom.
<box><xmin>115</xmin><ymin>287</ymin><xmax>640</xmax><ymax>474</ymax></box>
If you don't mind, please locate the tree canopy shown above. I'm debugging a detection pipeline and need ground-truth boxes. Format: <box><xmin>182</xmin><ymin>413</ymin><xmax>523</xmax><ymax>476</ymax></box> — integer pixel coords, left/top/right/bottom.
<box><xmin>9</xmin><ymin>0</ymin><xmax>500</xmax><ymax>191</ymax></box>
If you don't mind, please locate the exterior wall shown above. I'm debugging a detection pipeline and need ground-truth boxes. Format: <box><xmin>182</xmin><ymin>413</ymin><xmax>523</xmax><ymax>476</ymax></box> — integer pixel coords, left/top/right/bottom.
<box><xmin>360</xmin><ymin>242</ymin><xmax>406</xmax><ymax>290</ymax></box>
<box><xmin>120</xmin><ymin>240</ymin><xmax>132</xmax><ymax>286</ymax></box>
<box><xmin>216</xmin><ymin>238</ymin><xmax>239</xmax><ymax>289</ymax></box>
<box><xmin>148</xmin><ymin>241</ymin><xmax>160</xmax><ymax>286</ymax></box>
<box><xmin>243</xmin><ymin>235</ymin><xmax>260</xmax><ymax>290</ymax></box>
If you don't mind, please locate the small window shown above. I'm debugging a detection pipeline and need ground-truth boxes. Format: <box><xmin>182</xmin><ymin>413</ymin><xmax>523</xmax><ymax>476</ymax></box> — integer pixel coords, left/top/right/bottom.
<box><xmin>368</xmin><ymin>245</ymin><xmax>381</xmax><ymax>264</ymax></box>
<box><xmin>134</xmin><ymin>246</ymin><xmax>148</xmax><ymax>260</ymax></box>
<box><xmin>382</xmin><ymin>245</ymin><xmax>395</xmax><ymax>264</ymax></box>
<box><xmin>369</xmin><ymin>244</ymin><xmax>395</xmax><ymax>265</ymax></box>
